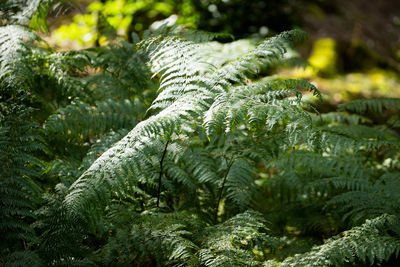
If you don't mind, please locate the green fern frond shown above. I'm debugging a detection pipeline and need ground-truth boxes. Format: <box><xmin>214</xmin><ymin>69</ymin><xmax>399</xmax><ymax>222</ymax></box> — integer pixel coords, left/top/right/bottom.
<box><xmin>208</xmin><ymin>30</ymin><xmax>307</xmax><ymax>90</ymax></box>
<box><xmin>0</xmin><ymin>25</ymin><xmax>37</xmax><ymax>87</ymax></box>
<box><xmin>49</xmin><ymin>159</ymin><xmax>82</xmax><ymax>185</ymax></box>
<box><xmin>0</xmin><ymin>104</ymin><xmax>44</xmax><ymax>263</ymax></box>
<box><xmin>34</xmin><ymin>183</ymin><xmax>95</xmax><ymax>266</ymax></box>
<box><xmin>339</xmin><ymin>98</ymin><xmax>400</xmax><ymax>114</ymax></box>
<box><xmin>88</xmin><ymin>41</ymin><xmax>156</xmax><ymax>101</ymax></box>
<box><xmin>272</xmin><ymin>150</ymin><xmax>370</xmax><ymax>180</ymax></box>
<box><xmin>45</xmin><ymin>99</ymin><xmax>138</xmax><ymax>143</ymax></box>
<box><xmin>327</xmin><ymin>172</ymin><xmax>400</xmax><ymax>225</ymax></box>
<box><xmin>318</xmin><ymin>111</ymin><xmax>372</xmax><ymax>125</ymax></box>
<box><xmin>225</xmin><ymin>158</ymin><xmax>257</xmax><ymax>209</ymax></box>
<box><xmin>320</xmin><ymin>125</ymin><xmax>397</xmax><ymax>152</ymax></box>
<box><xmin>80</xmin><ymin>129</ymin><xmax>130</xmax><ymax>172</ymax></box>
<box><xmin>98</xmin><ymin>211</ymin><xmax>201</xmax><ymax>266</ymax></box>
<box><xmin>203</xmin><ymin>78</ymin><xmax>317</xmax><ymax>135</ymax></box>
<box><xmin>2</xmin><ymin>250</ymin><xmax>42</xmax><ymax>267</ymax></box>
<box><xmin>199</xmin><ymin>211</ymin><xmax>279</xmax><ymax>266</ymax></box>
<box><xmin>265</xmin><ymin>214</ymin><xmax>400</xmax><ymax>267</ymax></box>
<box><xmin>1</xmin><ymin>0</ymin><xmax>47</xmax><ymax>26</ymax></box>
<box><xmin>43</xmin><ymin>50</ymin><xmax>93</xmax><ymax>98</ymax></box>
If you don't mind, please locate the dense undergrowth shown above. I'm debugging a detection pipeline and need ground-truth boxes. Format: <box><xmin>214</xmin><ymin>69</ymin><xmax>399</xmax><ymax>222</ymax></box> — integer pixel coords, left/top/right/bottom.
<box><xmin>1</xmin><ymin>1</ymin><xmax>400</xmax><ymax>266</ymax></box>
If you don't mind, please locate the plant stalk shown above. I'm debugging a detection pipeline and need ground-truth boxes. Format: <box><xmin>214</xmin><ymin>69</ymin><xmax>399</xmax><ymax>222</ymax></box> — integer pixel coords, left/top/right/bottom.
<box><xmin>214</xmin><ymin>158</ymin><xmax>234</xmax><ymax>223</ymax></box>
<box><xmin>157</xmin><ymin>140</ymin><xmax>169</xmax><ymax>208</ymax></box>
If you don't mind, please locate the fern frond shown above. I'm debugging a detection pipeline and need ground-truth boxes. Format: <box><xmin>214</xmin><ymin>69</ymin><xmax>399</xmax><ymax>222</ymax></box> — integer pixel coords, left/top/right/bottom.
<box><xmin>45</xmin><ymin>99</ymin><xmax>138</xmax><ymax>143</ymax></box>
<box><xmin>89</xmin><ymin>41</ymin><xmax>156</xmax><ymax>102</ymax></box>
<box><xmin>320</xmin><ymin>124</ymin><xmax>397</xmax><ymax>152</ymax></box>
<box><xmin>1</xmin><ymin>0</ymin><xmax>48</xmax><ymax>26</ymax></box>
<box><xmin>327</xmin><ymin>172</ymin><xmax>400</xmax><ymax>225</ymax></box>
<box><xmin>64</xmin><ymin>95</ymin><xmax>211</xmax><ymax>215</ymax></box>
<box><xmin>225</xmin><ymin>158</ymin><xmax>257</xmax><ymax>210</ymax></box>
<box><xmin>265</xmin><ymin>214</ymin><xmax>400</xmax><ymax>267</ymax></box>
<box><xmin>80</xmin><ymin>129</ymin><xmax>130</xmax><ymax>172</ymax></box>
<box><xmin>43</xmin><ymin>50</ymin><xmax>93</xmax><ymax>98</ymax></box>
<box><xmin>98</xmin><ymin>211</ymin><xmax>200</xmax><ymax>266</ymax></box>
<box><xmin>208</xmin><ymin>30</ymin><xmax>307</xmax><ymax>89</ymax></box>
<box><xmin>0</xmin><ymin>25</ymin><xmax>37</xmax><ymax>87</ymax></box>
<box><xmin>34</xmin><ymin>183</ymin><xmax>95</xmax><ymax>266</ymax></box>
<box><xmin>272</xmin><ymin>150</ymin><xmax>370</xmax><ymax>180</ymax></box>
<box><xmin>203</xmin><ymin>78</ymin><xmax>317</xmax><ymax>135</ymax></box>
<box><xmin>2</xmin><ymin>250</ymin><xmax>42</xmax><ymax>267</ymax></box>
<box><xmin>319</xmin><ymin>111</ymin><xmax>372</xmax><ymax>125</ymax></box>
<box><xmin>0</xmin><ymin>103</ymin><xmax>44</xmax><ymax>263</ymax></box>
<box><xmin>339</xmin><ymin>98</ymin><xmax>400</xmax><ymax>114</ymax></box>
<box><xmin>198</xmin><ymin>211</ymin><xmax>279</xmax><ymax>266</ymax></box>
<box><xmin>141</xmin><ymin>35</ymin><xmax>208</xmax><ymax>111</ymax></box>
<box><xmin>49</xmin><ymin>158</ymin><xmax>82</xmax><ymax>185</ymax></box>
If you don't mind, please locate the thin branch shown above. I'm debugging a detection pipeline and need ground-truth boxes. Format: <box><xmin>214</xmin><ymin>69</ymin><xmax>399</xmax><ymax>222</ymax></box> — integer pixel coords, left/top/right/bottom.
<box><xmin>157</xmin><ymin>140</ymin><xmax>169</xmax><ymax>208</ymax></box>
<box><xmin>214</xmin><ymin>158</ymin><xmax>234</xmax><ymax>223</ymax></box>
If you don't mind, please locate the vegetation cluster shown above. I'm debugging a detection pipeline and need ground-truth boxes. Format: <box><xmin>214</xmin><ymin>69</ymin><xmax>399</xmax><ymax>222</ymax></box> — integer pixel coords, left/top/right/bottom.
<box><xmin>1</xmin><ymin>1</ymin><xmax>400</xmax><ymax>266</ymax></box>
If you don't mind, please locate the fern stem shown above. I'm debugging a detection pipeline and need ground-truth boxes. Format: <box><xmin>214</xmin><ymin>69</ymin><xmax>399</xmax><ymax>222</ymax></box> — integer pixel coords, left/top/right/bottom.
<box><xmin>214</xmin><ymin>158</ymin><xmax>234</xmax><ymax>223</ymax></box>
<box><xmin>157</xmin><ymin>140</ymin><xmax>169</xmax><ymax>208</ymax></box>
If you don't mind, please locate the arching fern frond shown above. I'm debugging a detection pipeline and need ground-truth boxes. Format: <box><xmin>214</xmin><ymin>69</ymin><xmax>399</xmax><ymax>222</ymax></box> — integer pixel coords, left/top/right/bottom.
<box><xmin>319</xmin><ymin>124</ymin><xmax>397</xmax><ymax>153</ymax></box>
<box><xmin>209</xmin><ymin>30</ymin><xmax>307</xmax><ymax>88</ymax></box>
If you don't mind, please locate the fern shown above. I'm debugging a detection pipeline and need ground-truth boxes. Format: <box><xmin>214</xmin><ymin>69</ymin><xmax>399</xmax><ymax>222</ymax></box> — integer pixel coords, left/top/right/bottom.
<box><xmin>0</xmin><ymin>25</ymin><xmax>38</xmax><ymax>87</ymax></box>
<box><xmin>34</xmin><ymin>184</ymin><xmax>95</xmax><ymax>267</ymax></box>
<box><xmin>95</xmin><ymin>208</ymin><xmax>201</xmax><ymax>266</ymax></box>
<box><xmin>327</xmin><ymin>172</ymin><xmax>400</xmax><ymax>225</ymax></box>
<box><xmin>64</xmin><ymin>30</ymin><xmax>312</xmax><ymax>215</ymax></box>
<box><xmin>2</xmin><ymin>3</ymin><xmax>400</xmax><ymax>265</ymax></box>
<box><xmin>339</xmin><ymin>98</ymin><xmax>400</xmax><ymax>114</ymax></box>
<box><xmin>0</xmin><ymin>93</ymin><xmax>44</xmax><ymax>265</ymax></box>
<box><xmin>265</xmin><ymin>214</ymin><xmax>400</xmax><ymax>267</ymax></box>
<box><xmin>1</xmin><ymin>0</ymin><xmax>45</xmax><ymax>25</ymax></box>
<box><xmin>45</xmin><ymin>99</ymin><xmax>140</xmax><ymax>143</ymax></box>
<box><xmin>198</xmin><ymin>211</ymin><xmax>279</xmax><ymax>267</ymax></box>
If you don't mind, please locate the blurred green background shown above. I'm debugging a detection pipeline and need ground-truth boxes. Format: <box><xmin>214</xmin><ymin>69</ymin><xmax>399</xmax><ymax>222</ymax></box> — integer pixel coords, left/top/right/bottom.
<box><xmin>48</xmin><ymin>0</ymin><xmax>400</xmax><ymax>102</ymax></box>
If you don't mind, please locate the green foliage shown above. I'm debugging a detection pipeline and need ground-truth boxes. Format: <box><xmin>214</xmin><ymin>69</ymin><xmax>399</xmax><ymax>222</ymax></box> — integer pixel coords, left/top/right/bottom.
<box><xmin>0</xmin><ymin>105</ymin><xmax>43</xmax><ymax>266</ymax></box>
<box><xmin>0</xmin><ymin>0</ymin><xmax>72</xmax><ymax>30</ymax></box>
<box><xmin>198</xmin><ymin>211</ymin><xmax>279</xmax><ymax>266</ymax></box>
<box><xmin>0</xmin><ymin>25</ymin><xmax>37</xmax><ymax>87</ymax></box>
<box><xmin>265</xmin><ymin>214</ymin><xmax>400</xmax><ymax>267</ymax></box>
<box><xmin>45</xmin><ymin>99</ymin><xmax>139</xmax><ymax>142</ymax></box>
<box><xmin>34</xmin><ymin>184</ymin><xmax>95</xmax><ymax>266</ymax></box>
<box><xmin>2</xmin><ymin>2</ymin><xmax>400</xmax><ymax>266</ymax></box>
<box><xmin>339</xmin><ymin>98</ymin><xmax>400</xmax><ymax>114</ymax></box>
